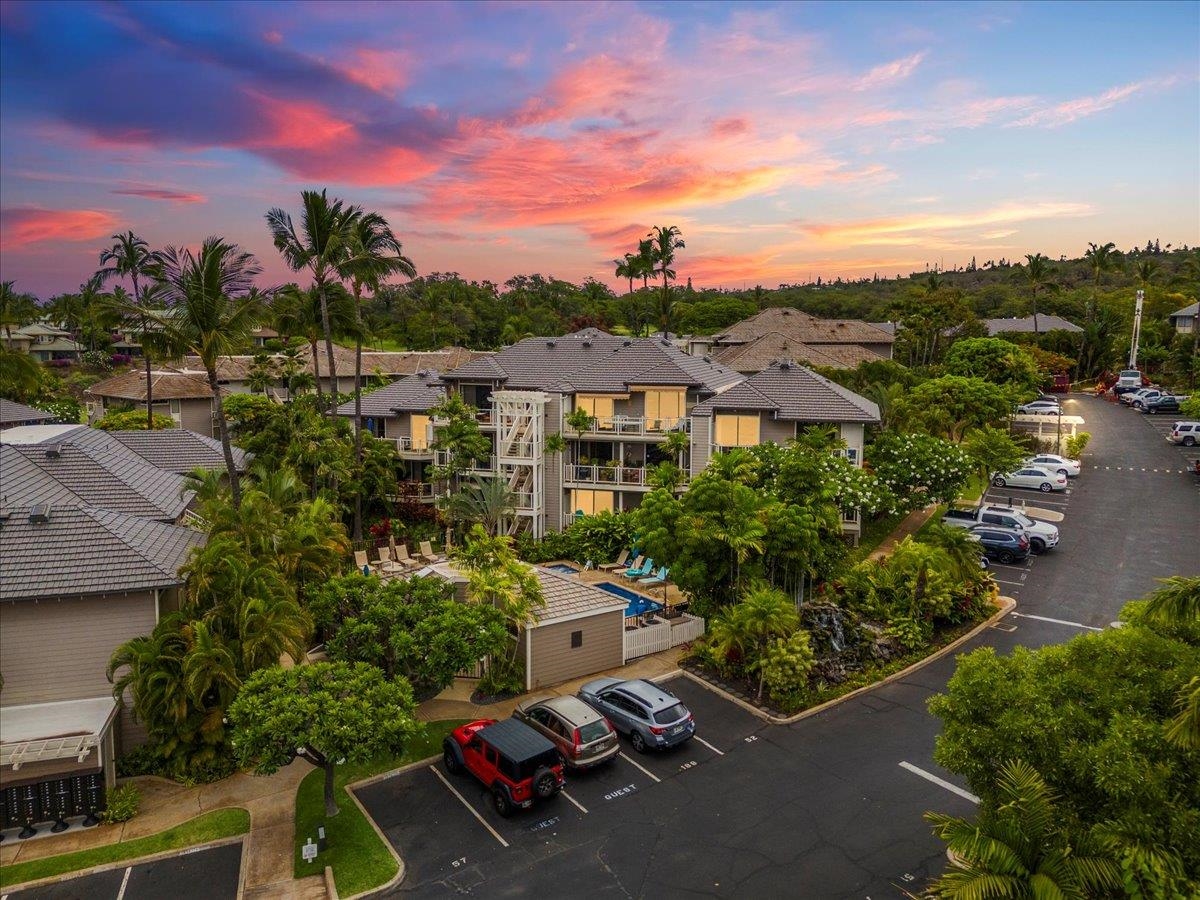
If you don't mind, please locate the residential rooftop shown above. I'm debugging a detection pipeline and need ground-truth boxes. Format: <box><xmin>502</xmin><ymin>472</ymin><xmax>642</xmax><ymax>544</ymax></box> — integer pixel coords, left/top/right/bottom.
<box><xmin>711</xmin><ymin>331</ymin><xmax>885</xmax><ymax>373</ymax></box>
<box><xmin>87</xmin><ymin>368</ymin><xmax>217</xmax><ymax>401</ymax></box>
<box><xmin>982</xmin><ymin>315</ymin><xmax>1083</xmax><ymax>334</ymax></box>
<box><xmin>712</xmin><ymin>307</ymin><xmax>896</xmax><ymax>347</ymax></box>
<box><xmin>691</xmin><ymin>359</ymin><xmax>881</xmax><ymax>423</ymax></box>
<box><xmin>335</xmin><ymin>371</ymin><xmax>446</xmax><ymax>417</ymax></box>
<box><xmin>0</xmin><ymin>398</ymin><xmax>55</xmax><ymax>426</ymax></box>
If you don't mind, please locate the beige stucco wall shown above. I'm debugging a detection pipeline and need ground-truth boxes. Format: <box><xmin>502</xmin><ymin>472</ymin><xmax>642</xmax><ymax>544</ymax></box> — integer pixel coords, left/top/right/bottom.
<box><xmin>527</xmin><ymin>610</ymin><xmax>624</xmax><ymax>689</ymax></box>
<box><xmin>0</xmin><ymin>591</ymin><xmax>159</xmax><ymax>752</ymax></box>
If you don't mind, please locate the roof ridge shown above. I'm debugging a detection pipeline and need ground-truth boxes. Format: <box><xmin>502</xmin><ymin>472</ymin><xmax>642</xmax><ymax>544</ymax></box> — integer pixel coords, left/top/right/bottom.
<box><xmin>85</xmin><ymin>507</ymin><xmax>188</xmax><ymax>581</ymax></box>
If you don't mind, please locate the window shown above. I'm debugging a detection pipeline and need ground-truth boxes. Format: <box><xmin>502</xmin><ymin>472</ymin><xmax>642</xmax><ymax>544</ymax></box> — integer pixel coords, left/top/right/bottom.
<box><xmin>576</xmin><ymin>395</ymin><xmax>615</xmax><ymax>425</ymax></box>
<box><xmin>570</xmin><ymin>630</ymin><xmax>583</xmax><ymax>649</ymax></box>
<box><xmin>714</xmin><ymin>414</ymin><xmax>760</xmax><ymax>447</ymax></box>
<box><xmin>571</xmin><ymin>489</ymin><xmax>614</xmax><ymax>516</ymax></box>
<box><xmin>641</xmin><ymin>389</ymin><xmax>685</xmax><ymax>429</ymax></box>
<box><xmin>529</xmin><ymin>708</ymin><xmax>550</xmax><ymax>726</ymax></box>
<box><xmin>652</xmin><ymin>703</ymin><xmax>687</xmax><ymax>725</ymax></box>
<box><xmin>409</xmin><ymin>415</ymin><xmax>431</xmax><ymax>450</ymax></box>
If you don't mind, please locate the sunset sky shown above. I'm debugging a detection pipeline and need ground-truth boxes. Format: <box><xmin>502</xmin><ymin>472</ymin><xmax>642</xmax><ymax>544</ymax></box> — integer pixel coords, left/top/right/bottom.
<box><xmin>1</xmin><ymin>0</ymin><xmax>1197</xmax><ymax>298</ymax></box>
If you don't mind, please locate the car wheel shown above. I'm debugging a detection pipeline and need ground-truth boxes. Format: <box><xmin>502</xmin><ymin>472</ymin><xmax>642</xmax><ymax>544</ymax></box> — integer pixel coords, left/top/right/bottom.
<box><xmin>1058</xmin><ymin>468</ymin><xmax>1069</xmax><ymax>477</ymax></box>
<box><xmin>443</xmin><ymin>748</ymin><xmax>462</xmax><ymax>775</ymax></box>
<box><xmin>998</xmin><ymin>550</ymin><xmax>1014</xmax><ymax>564</ymax></box>
<box><xmin>1184</xmin><ymin>437</ymin><xmax>1196</xmax><ymax>447</ymax></box>
<box><xmin>1031</xmin><ymin>538</ymin><xmax>1046</xmax><ymax>554</ymax></box>
<box><xmin>532</xmin><ymin>767</ymin><xmax>558</xmax><ymax>799</ymax></box>
<box><xmin>492</xmin><ymin>787</ymin><xmax>513</xmax><ymax>818</ymax></box>
<box><xmin>992</xmin><ymin>476</ymin><xmax>1006</xmax><ymax>487</ymax></box>
<box><xmin>630</xmin><ymin>731</ymin><xmax>648</xmax><ymax>753</ymax></box>
<box><xmin>1039</xmin><ymin>483</ymin><xmax>1052</xmax><ymax>493</ymax></box>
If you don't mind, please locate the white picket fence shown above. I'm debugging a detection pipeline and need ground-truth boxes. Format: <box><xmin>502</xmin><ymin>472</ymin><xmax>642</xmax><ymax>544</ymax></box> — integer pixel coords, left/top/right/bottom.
<box><xmin>623</xmin><ymin>613</ymin><xmax>705</xmax><ymax>661</ymax></box>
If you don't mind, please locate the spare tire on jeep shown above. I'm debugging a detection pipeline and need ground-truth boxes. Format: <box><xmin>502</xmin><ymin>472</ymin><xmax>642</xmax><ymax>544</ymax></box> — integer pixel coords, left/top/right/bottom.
<box><xmin>532</xmin><ymin>766</ymin><xmax>558</xmax><ymax>799</ymax></box>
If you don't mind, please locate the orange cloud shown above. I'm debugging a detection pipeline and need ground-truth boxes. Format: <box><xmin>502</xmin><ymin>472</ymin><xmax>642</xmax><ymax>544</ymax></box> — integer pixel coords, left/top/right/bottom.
<box><xmin>112</xmin><ymin>186</ymin><xmax>207</xmax><ymax>203</ymax></box>
<box><xmin>246</xmin><ymin>91</ymin><xmax>356</xmax><ymax>150</ymax></box>
<box><xmin>338</xmin><ymin>48</ymin><xmax>410</xmax><ymax>95</ymax></box>
<box><xmin>804</xmin><ymin>202</ymin><xmax>1093</xmax><ymax>243</ymax></box>
<box><xmin>0</xmin><ymin>207</ymin><xmax>120</xmax><ymax>250</ymax></box>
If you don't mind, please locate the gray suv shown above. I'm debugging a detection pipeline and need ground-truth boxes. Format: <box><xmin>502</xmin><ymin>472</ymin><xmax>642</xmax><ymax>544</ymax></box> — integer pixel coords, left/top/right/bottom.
<box><xmin>577</xmin><ymin>677</ymin><xmax>695</xmax><ymax>753</ymax></box>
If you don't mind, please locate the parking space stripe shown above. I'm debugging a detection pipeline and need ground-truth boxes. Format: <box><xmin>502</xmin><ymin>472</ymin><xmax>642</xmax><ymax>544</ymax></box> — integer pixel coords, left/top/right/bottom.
<box><xmin>561</xmin><ymin>789</ymin><xmax>588</xmax><ymax>814</ymax></box>
<box><xmin>1010</xmin><ymin>612</ymin><xmax>1102</xmax><ymax>631</ymax></box>
<box><xmin>899</xmin><ymin>761</ymin><xmax>980</xmax><ymax>804</ymax></box>
<box><xmin>428</xmin><ymin>765</ymin><xmax>511</xmax><ymax>848</ymax></box>
<box><xmin>693</xmin><ymin>736</ymin><xmax>726</xmax><ymax>757</ymax></box>
<box><xmin>116</xmin><ymin>867</ymin><xmax>132</xmax><ymax>900</ymax></box>
<box><xmin>991</xmin><ymin>578</ymin><xmax>1025</xmax><ymax>587</ymax></box>
<box><xmin>618</xmin><ymin>751</ymin><xmax>662</xmax><ymax>783</ymax></box>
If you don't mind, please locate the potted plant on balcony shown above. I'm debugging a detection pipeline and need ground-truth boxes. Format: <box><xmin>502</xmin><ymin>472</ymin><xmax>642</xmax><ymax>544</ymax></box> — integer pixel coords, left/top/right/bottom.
<box><xmin>602</xmin><ymin>459</ymin><xmax>619</xmax><ymax>483</ymax></box>
<box><xmin>565</xmin><ymin>406</ymin><xmax>595</xmax><ymax>440</ymax></box>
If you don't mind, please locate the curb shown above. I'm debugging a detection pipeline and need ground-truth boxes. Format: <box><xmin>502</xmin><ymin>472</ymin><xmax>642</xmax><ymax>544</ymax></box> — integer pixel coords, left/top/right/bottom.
<box><xmin>681</xmin><ymin>596</ymin><xmax>1017</xmax><ymax>726</ymax></box>
<box><xmin>0</xmin><ymin>832</ymin><xmax>247</xmax><ymax>894</ymax></box>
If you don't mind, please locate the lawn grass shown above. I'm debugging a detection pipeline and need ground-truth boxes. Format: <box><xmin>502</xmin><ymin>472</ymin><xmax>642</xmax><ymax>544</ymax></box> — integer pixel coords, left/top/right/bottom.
<box><xmin>960</xmin><ymin>472</ymin><xmax>987</xmax><ymax>503</ymax></box>
<box><xmin>0</xmin><ymin>808</ymin><xmax>250</xmax><ymax>890</ymax></box>
<box><xmin>293</xmin><ymin>719</ymin><xmax>467</xmax><ymax>896</ymax></box>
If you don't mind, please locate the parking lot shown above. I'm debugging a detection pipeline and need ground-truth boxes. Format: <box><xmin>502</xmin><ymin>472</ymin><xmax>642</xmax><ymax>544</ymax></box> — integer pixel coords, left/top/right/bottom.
<box><xmin>364</xmin><ymin>394</ymin><xmax>1196</xmax><ymax>899</ymax></box>
<box><xmin>1127</xmin><ymin>402</ymin><xmax>1200</xmax><ymax>484</ymax></box>
<box><xmin>6</xmin><ymin>841</ymin><xmax>242</xmax><ymax>900</ymax></box>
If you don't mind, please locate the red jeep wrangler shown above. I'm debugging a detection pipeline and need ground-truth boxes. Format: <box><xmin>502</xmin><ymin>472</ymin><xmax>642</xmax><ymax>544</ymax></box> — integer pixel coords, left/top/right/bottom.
<box><xmin>442</xmin><ymin>718</ymin><xmax>565</xmax><ymax>817</ymax></box>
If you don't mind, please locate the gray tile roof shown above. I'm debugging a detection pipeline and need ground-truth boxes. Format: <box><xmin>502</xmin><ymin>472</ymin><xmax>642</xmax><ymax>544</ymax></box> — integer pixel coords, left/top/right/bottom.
<box><xmin>335</xmin><ymin>372</ymin><xmax>446</xmax><ymax>417</ymax></box>
<box><xmin>983</xmin><ymin>315</ymin><xmax>1083</xmax><ymax>334</ymax></box>
<box><xmin>3</xmin><ymin>426</ymin><xmax>192</xmax><ymax>520</ymax></box>
<box><xmin>0</xmin><ymin>505</ymin><xmax>202</xmax><ymax>601</ymax></box>
<box><xmin>713</xmin><ymin>308</ymin><xmax>895</xmax><ymax>346</ymax></box>
<box><xmin>533</xmin><ymin>568</ymin><xmax>627</xmax><ymax>624</ymax></box>
<box><xmin>0</xmin><ymin>398</ymin><xmax>55</xmax><ymax>426</ymax></box>
<box><xmin>109</xmin><ymin>429</ymin><xmax>250</xmax><ymax>474</ymax></box>
<box><xmin>443</xmin><ymin>329</ymin><xmax>626</xmax><ymax>388</ymax></box>
<box><xmin>691</xmin><ymin>360</ymin><xmax>880</xmax><ymax>423</ymax></box>
<box><xmin>559</xmin><ymin>337</ymin><xmax>744</xmax><ymax>395</ymax></box>
<box><xmin>87</xmin><ymin>368</ymin><xmax>216</xmax><ymax>401</ymax></box>
<box><xmin>0</xmin><ymin>445</ymin><xmax>88</xmax><ymax>507</ymax></box>
<box><xmin>1169</xmin><ymin>302</ymin><xmax>1198</xmax><ymax>318</ymax></box>
<box><xmin>712</xmin><ymin>332</ymin><xmax>884</xmax><ymax>372</ymax></box>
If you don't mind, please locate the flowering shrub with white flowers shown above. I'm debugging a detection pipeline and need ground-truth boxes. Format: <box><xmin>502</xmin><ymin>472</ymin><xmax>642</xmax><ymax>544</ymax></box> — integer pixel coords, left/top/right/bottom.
<box><xmin>869</xmin><ymin>431</ymin><xmax>972</xmax><ymax>512</ymax></box>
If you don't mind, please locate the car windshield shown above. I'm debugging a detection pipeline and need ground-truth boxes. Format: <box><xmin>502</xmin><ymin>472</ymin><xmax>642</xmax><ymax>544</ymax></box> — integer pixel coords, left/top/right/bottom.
<box><xmin>1013</xmin><ymin>513</ymin><xmax>1034</xmax><ymax>526</ymax></box>
<box><xmin>652</xmin><ymin>703</ymin><xmax>687</xmax><ymax>725</ymax></box>
<box><xmin>578</xmin><ymin>720</ymin><xmax>611</xmax><ymax>743</ymax></box>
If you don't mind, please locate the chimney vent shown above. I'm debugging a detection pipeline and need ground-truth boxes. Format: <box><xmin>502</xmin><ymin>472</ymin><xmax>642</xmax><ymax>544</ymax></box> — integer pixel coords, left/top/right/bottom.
<box><xmin>546</xmin><ymin>340</ymin><xmax>557</xmax><ymax>348</ymax></box>
<box><xmin>45</xmin><ymin>444</ymin><xmax>61</xmax><ymax>458</ymax></box>
<box><xmin>29</xmin><ymin>504</ymin><xmax>51</xmax><ymax>524</ymax></box>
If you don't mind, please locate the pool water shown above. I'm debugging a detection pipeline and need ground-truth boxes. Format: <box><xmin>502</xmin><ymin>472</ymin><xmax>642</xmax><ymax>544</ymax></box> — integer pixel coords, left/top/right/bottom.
<box><xmin>546</xmin><ymin>563</ymin><xmax>580</xmax><ymax>574</ymax></box>
<box><xmin>594</xmin><ymin>581</ymin><xmax>665</xmax><ymax>618</ymax></box>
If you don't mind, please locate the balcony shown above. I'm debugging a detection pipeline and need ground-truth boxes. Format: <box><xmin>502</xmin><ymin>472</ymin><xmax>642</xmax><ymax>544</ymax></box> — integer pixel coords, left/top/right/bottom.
<box><xmin>573</xmin><ymin>416</ymin><xmax>688</xmax><ymax>438</ymax></box>
<box><xmin>433</xmin><ymin>450</ymin><xmax>498</xmax><ymax>473</ymax></box>
<box><xmin>564</xmin><ymin>464</ymin><xmax>647</xmax><ymax>487</ymax></box>
<box><xmin>387</xmin><ymin>481</ymin><xmax>435</xmax><ymax>502</ymax></box>
<box><xmin>389</xmin><ymin>436</ymin><xmax>434</xmax><ymax>457</ymax></box>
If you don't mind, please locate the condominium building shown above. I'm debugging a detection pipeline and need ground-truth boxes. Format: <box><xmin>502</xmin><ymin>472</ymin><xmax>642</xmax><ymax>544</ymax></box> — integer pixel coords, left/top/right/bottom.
<box><xmin>350</xmin><ymin>328</ymin><xmax>881</xmax><ymax>539</ymax></box>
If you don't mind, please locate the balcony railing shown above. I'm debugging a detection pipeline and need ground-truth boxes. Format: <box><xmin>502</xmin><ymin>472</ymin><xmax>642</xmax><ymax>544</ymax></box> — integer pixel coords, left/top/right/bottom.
<box><xmin>432</xmin><ymin>451</ymin><xmax>497</xmax><ymax>473</ymax></box>
<box><xmin>574</xmin><ymin>416</ymin><xmax>688</xmax><ymax>437</ymax></box>
<box><xmin>388</xmin><ymin>436</ymin><xmax>434</xmax><ymax>454</ymax></box>
<box><xmin>565</xmin><ymin>464</ymin><xmax>647</xmax><ymax>486</ymax></box>
<box><xmin>388</xmin><ymin>481</ymin><xmax>435</xmax><ymax>501</ymax></box>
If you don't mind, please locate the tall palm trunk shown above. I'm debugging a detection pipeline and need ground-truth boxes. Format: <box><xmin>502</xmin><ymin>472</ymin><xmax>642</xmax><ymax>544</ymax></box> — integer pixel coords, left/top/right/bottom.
<box><xmin>309</xmin><ymin>340</ymin><xmax>324</xmax><ymax>402</ymax></box>
<box><xmin>133</xmin><ymin>272</ymin><xmax>154</xmax><ymax>430</ymax></box>
<box><xmin>206</xmin><ymin>366</ymin><xmax>242</xmax><ymax>507</ymax></box>
<box><xmin>315</xmin><ymin>272</ymin><xmax>338</xmax><ymax>411</ymax></box>
<box><xmin>1031</xmin><ymin>287</ymin><xmax>1039</xmax><ymax>336</ymax></box>
<box><xmin>352</xmin><ymin>283</ymin><xmax>364</xmax><ymax>541</ymax></box>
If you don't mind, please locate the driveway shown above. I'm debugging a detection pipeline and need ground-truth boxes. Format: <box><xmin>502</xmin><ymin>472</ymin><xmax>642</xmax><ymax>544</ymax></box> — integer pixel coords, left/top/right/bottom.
<box><xmin>363</xmin><ymin>394</ymin><xmax>1197</xmax><ymax>898</ymax></box>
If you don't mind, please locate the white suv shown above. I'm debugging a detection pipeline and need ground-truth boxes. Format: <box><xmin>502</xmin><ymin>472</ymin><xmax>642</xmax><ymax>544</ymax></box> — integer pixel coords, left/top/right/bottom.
<box><xmin>1168</xmin><ymin>422</ymin><xmax>1199</xmax><ymax>447</ymax></box>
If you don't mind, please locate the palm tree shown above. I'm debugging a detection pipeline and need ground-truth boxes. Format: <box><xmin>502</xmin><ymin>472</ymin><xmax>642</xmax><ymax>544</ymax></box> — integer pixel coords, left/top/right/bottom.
<box><xmin>1165</xmin><ymin>675</ymin><xmax>1200</xmax><ymax>750</ymax></box>
<box><xmin>926</xmin><ymin>759</ymin><xmax>1120</xmax><ymax>899</ymax></box>
<box><xmin>710</xmin><ymin>584</ymin><xmax>799</xmax><ymax>699</ymax></box>
<box><xmin>266</xmin><ymin>190</ymin><xmax>361</xmax><ymax>408</ymax></box>
<box><xmin>1134</xmin><ymin>258</ymin><xmax>1159</xmax><ymax>291</ymax></box>
<box><xmin>337</xmin><ymin>211</ymin><xmax>416</xmax><ymax>540</ymax></box>
<box><xmin>1018</xmin><ymin>253</ymin><xmax>1056</xmax><ymax>335</ymax></box>
<box><xmin>649</xmin><ymin>225</ymin><xmax>685</xmax><ymax>333</ymax></box>
<box><xmin>442</xmin><ymin>476</ymin><xmax>517</xmax><ymax>536</ymax></box>
<box><xmin>0</xmin><ymin>347</ymin><xmax>44</xmax><ymax>398</ymax></box>
<box><xmin>863</xmin><ymin>381</ymin><xmax>906</xmax><ymax>431</ymax></box>
<box><xmin>0</xmin><ymin>281</ymin><xmax>38</xmax><ymax>349</ymax></box>
<box><xmin>271</xmin><ymin>283</ymin><xmax>355</xmax><ymax>402</ymax></box>
<box><xmin>635</xmin><ymin>239</ymin><xmax>656</xmax><ymax>291</ymax></box>
<box><xmin>1083</xmin><ymin>241</ymin><xmax>1122</xmax><ymax>302</ymax></box>
<box><xmin>919</xmin><ymin>523</ymin><xmax>989</xmax><ymax>584</ymax></box>
<box><xmin>148</xmin><ymin>238</ymin><xmax>265</xmax><ymax>506</ymax></box>
<box><xmin>1141</xmin><ymin>575</ymin><xmax>1200</xmax><ymax>624</ymax></box>
<box><xmin>98</xmin><ymin>232</ymin><xmax>158</xmax><ymax>428</ymax></box>
<box><xmin>613</xmin><ymin>254</ymin><xmax>636</xmax><ymax>296</ymax></box>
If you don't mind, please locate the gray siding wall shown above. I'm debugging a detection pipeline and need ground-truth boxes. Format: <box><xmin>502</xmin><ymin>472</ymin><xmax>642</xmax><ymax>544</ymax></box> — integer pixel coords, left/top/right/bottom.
<box><xmin>1</xmin><ymin>592</ymin><xmax>158</xmax><ymax>751</ymax></box>
<box><xmin>544</xmin><ymin>395</ymin><xmax>564</xmax><ymax>530</ymax></box>
<box><xmin>385</xmin><ymin>414</ymin><xmax>412</xmax><ymax>440</ymax></box>
<box><xmin>760</xmin><ymin>416</ymin><xmax>796</xmax><ymax>444</ymax></box>
<box><xmin>690</xmin><ymin>416</ymin><xmax>712</xmax><ymax>474</ymax></box>
<box><xmin>180</xmin><ymin>398</ymin><xmax>214</xmax><ymax>436</ymax></box>
<box><xmin>864</xmin><ymin>342</ymin><xmax>893</xmax><ymax>359</ymax></box>
<box><xmin>528</xmin><ymin>610</ymin><xmax>624</xmax><ymax>689</ymax></box>
<box><xmin>840</xmin><ymin>423</ymin><xmax>866</xmax><ymax>464</ymax></box>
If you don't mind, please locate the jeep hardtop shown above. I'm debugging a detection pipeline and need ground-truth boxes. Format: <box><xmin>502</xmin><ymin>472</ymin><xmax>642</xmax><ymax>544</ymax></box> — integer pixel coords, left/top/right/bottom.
<box><xmin>443</xmin><ymin>718</ymin><xmax>565</xmax><ymax>817</ymax></box>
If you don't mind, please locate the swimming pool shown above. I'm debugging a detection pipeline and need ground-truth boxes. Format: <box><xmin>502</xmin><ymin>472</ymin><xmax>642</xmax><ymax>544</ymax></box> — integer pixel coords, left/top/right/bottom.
<box><xmin>594</xmin><ymin>581</ymin><xmax>665</xmax><ymax>618</ymax></box>
<box><xmin>546</xmin><ymin>563</ymin><xmax>580</xmax><ymax>574</ymax></box>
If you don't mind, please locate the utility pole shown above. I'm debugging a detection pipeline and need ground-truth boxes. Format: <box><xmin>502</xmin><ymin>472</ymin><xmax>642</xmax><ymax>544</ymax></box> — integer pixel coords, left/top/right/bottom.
<box><xmin>1129</xmin><ymin>289</ymin><xmax>1144</xmax><ymax>369</ymax></box>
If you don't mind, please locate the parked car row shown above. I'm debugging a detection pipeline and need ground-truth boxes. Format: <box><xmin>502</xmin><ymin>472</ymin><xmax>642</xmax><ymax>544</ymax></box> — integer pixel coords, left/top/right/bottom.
<box><xmin>443</xmin><ymin>678</ymin><xmax>695</xmax><ymax>817</ymax></box>
<box><xmin>1121</xmin><ymin>387</ymin><xmax>1190</xmax><ymax>414</ymax></box>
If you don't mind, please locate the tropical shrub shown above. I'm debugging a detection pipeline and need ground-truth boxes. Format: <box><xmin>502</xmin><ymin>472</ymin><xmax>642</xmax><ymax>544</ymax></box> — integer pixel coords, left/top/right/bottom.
<box><xmin>318</xmin><ymin>573</ymin><xmax>509</xmax><ymax>694</ymax></box>
<box><xmin>95</xmin><ymin>409</ymin><xmax>176</xmax><ymax>430</ymax></box>
<box><xmin>868</xmin><ymin>431</ymin><xmax>972</xmax><ymax>511</ymax></box>
<box><xmin>758</xmin><ymin>631</ymin><xmax>815</xmax><ymax>706</ymax></box>
<box><xmin>1064</xmin><ymin>431</ymin><xmax>1091</xmax><ymax>459</ymax></box>
<box><xmin>102</xmin><ymin>784</ymin><xmax>141</xmax><ymax>824</ymax></box>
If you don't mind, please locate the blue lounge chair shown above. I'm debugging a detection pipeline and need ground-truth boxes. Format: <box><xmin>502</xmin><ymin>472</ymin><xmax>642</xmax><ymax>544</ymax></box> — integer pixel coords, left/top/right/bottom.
<box><xmin>638</xmin><ymin>566</ymin><xmax>669</xmax><ymax>586</ymax></box>
<box><xmin>622</xmin><ymin>557</ymin><xmax>653</xmax><ymax>579</ymax></box>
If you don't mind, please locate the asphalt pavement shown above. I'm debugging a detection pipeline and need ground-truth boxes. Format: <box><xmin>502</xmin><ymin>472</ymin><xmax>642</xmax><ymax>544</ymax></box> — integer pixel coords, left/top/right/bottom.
<box><xmin>368</xmin><ymin>394</ymin><xmax>1198</xmax><ymax>899</ymax></box>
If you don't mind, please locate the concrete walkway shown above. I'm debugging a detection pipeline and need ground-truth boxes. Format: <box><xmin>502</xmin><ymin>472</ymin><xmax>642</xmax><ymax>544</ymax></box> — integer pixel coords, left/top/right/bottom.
<box><xmin>417</xmin><ymin>646</ymin><xmax>686</xmax><ymax>723</ymax></box>
<box><xmin>868</xmin><ymin>503</ymin><xmax>941</xmax><ymax>560</ymax></box>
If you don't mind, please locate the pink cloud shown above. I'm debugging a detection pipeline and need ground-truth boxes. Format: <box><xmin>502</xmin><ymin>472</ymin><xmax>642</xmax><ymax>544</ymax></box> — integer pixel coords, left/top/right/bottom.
<box><xmin>803</xmin><ymin>202</ymin><xmax>1093</xmax><ymax>243</ymax></box>
<box><xmin>0</xmin><ymin>207</ymin><xmax>121</xmax><ymax>250</ymax></box>
<box><xmin>709</xmin><ymin>116</ymin><xmax>751</xmax><ymax>137</ymax></box>
<box><xmin>112</xmin><ymin>186</ymin><xmax>207</xmax><ymax>203</ymax></box>
<box><xmin>854</xmin><ymin>51</ymin><xmax>927</xmax><ymax>91</ymax></box>
<box><xmin>338</xmin><ymin>48</ymin><xmax>411</xmax><ymax>95</ymax></box>
<box><xmin>1008</xmin><ymin>78</ymin><xmax>1173</xmax><ymax>127</ymax></box>
<box><xmin>263</xmin><ymin>30</ymin><xmax>283</xmax><ymax>44</ymax></box>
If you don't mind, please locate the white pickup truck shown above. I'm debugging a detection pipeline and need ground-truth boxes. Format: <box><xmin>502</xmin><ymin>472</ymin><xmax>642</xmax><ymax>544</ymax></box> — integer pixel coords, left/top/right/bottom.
<box><xmin>942</xmin><ymin>504</ymin><xmax>1060</xmax><ymax>553</ymax></box>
